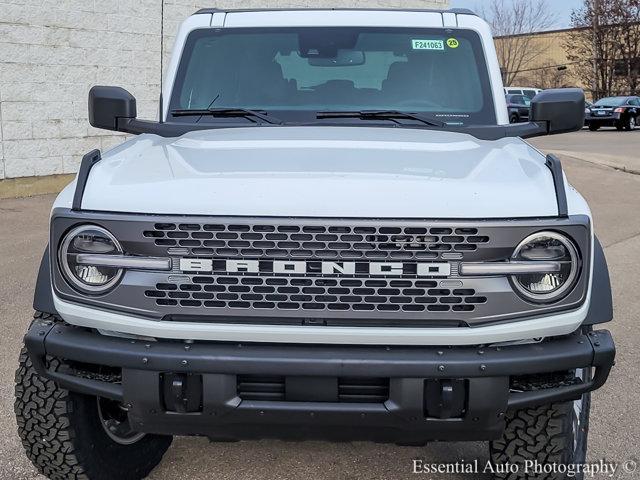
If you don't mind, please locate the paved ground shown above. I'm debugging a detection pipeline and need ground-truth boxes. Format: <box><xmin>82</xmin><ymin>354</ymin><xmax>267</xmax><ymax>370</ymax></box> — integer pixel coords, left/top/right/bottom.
<box><xmin>0</xmin><ymin>130</ymin><xmax>639</xmax><ymax>479</ymax></box>
<box><xmin>529</xmin><ymin>128</ymin><xmax>640</xmax><ymax>173</ymax></box>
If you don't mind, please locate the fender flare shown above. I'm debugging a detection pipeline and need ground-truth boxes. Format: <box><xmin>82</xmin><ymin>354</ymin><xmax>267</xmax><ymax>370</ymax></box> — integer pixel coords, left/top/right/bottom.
<box><xmin>33</xmin><ymin>245</ymin><xmax>57</xmax><ymax>315</ymax></box>
<box><xmin>583</xmin><ymin>236</ymin><xmax>613</xmax><ymax>325</ymax></box>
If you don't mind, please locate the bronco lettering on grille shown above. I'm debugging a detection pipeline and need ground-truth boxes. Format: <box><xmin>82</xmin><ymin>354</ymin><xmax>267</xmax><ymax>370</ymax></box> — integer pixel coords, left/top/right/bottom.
<box><xmin>178</xmin><ymin>259</ymin><xmax>451</xmax><ymax>277</ymax></box>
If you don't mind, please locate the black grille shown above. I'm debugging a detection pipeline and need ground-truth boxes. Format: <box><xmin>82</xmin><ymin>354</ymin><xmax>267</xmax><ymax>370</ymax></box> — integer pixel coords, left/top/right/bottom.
<box><xmin>236</xmin><ymin>376</ymin><xmax>389</xmax><ymax>403</ymax></box>
<box><xmin>237</xmin><ymin>375</ymin><xmax>285</xmax><ymax>401</ymax></box>
<box><xmin>146</xmin><ymin>277</ymin><xmax>487</xmax><ymax>313</ymax></box>
<box><xmin>144</xmin><ymin>223</ymin><xmax>489</xmax><ymax>260</ymax></box>
<box><xmin>338</xmin><ymin>377</ymin><xmax>389</xmax><ymax>403</ymax></box>
<box><xmin>53</xmin><ymin>213</ymin><xmax>591</xmax><ymax>326</ymax></box>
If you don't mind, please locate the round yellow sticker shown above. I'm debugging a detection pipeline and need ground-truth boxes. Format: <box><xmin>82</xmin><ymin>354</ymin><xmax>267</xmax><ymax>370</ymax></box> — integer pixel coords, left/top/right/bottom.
<box><xmin>447</xmin><ymin>38</ymin><xmax>460</xmax><ymax>49</ymax></box>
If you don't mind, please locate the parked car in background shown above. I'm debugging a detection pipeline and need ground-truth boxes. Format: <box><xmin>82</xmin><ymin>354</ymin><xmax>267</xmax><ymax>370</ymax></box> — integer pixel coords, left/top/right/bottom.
<box><xmin>583</xmin><ymin>101</ymin><xmax>592</xmax><ymax>126</ymax></box>
<box><xmin>505</xmin><ymin>93</ymin><xmax>530</xmax><ymax>123</ymax></box>
<box><xmin>586</xmin><ymin>96</ymin><xmax>639</xmax><ymax>131</ymax></box>
<box><xmin>504</xmin><ymin>87</ymin><xmax>542</xmax><ymax>102</ymax></box>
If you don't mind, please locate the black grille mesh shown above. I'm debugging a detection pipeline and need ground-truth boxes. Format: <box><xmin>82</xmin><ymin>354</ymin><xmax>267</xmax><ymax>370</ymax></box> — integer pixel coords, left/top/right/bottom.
<box><xmin>144</xmin><ymin>223</ymin><xmax>490</xmax><ymax>260</ymax></box>
<box><xmin>146</xmin><ymin>276</ymin><xmax>487</xmax><ymax>313</ymax></box>
<box><xmin>137</xmin><ymin>220</ymin><xmax>502</xmax><ymax>321</ymax></box>
<box><xmin>338</xmin><ymin>377</ymin><xmax>389</xmax><ymax>403</ymax></box>
<box><xmin>237</xmin><ymin>375</ymin><xmax>285</xmax><ymax>401</ymax></box>
<box><xmin>236</xmin><ymin>375</ymin><xmax>390</xmax><ymax>403</ymax></box>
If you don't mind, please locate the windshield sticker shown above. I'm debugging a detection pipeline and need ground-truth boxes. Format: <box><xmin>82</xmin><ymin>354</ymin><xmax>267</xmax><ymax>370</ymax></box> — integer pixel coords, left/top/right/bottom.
<box><xmin>411</xmin><ymin>39</ymin><xmax>445</xmax><ymax>51</ymax></box>
<box><xmin>447</xmin><ymin>38</ymin><xmax>460</xmax><ymax>49</ymax></box>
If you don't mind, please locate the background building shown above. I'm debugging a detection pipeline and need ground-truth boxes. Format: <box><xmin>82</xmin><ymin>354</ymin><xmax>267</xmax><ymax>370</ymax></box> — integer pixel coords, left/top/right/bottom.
<box><xmin>0</xmin><ymin>0</ymin><xmax>449</xmax><ymax>196</ymax></box>
<box><xmin>494</xmin><ymin>28</ymin><xmax>586</xmax><ymax>92</ymax></box>
<box><xmin>495</xmin><ymin>23</ymin><xmax>640</xmax><ymax>100</ymax></box>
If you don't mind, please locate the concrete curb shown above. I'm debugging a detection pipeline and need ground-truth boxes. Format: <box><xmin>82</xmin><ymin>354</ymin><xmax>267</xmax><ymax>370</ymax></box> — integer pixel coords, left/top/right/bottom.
<box><xmin>548</xmin><ymin>150</ymin><xmax>640</xmax><ymax>175</ymax></box>
<box><xmin>0</xmin><ymin>174</ymin><xmax>74</xmax><ymax>200</ymax></box>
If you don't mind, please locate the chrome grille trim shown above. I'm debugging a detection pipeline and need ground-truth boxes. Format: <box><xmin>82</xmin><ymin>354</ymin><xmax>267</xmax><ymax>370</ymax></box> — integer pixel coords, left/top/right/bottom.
<box><xmin>459</xmin><ymin>261</ymin><xmax>561</xmax><ymax>276</ymax></box>
<box><xmin>75</xmin><ymin>254</ymin><xmax>172</xmax><ymax>270</ymax></box>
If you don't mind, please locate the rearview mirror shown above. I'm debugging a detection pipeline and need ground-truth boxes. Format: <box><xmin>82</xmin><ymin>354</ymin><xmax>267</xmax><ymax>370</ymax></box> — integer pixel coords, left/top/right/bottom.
<box><xmin>88</xmin><ymin>86</ymin><xmax>137</xmax><ymax>131</ymax></box>
<box><xmin>309</xmin><ymin>50</ymin><xmax>366</xmax><ymax>67</ymax></box>
<box><xmin>530</xmin><ymin>88</ymin><xmax>585</xmax><ymax>135</ymax></box>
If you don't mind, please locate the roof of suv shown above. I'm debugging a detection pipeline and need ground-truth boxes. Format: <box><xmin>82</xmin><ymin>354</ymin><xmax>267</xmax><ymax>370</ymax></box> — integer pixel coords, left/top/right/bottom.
<box><xmin>194</xmin><ymin>7</ymin><xmax>477</xmax><ymax>16</ymax></box>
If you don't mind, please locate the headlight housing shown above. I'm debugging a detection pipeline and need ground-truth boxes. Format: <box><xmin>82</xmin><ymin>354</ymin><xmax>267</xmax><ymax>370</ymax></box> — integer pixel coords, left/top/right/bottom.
<box><xmin>511</xmin><ymin>231</ymin><xmax>579</xmax><ymax>303</ymax></box>
<box><xmin>59</xmin><ymin>225</ymin><xmax>123</xmax><ymax>294</ymax></box>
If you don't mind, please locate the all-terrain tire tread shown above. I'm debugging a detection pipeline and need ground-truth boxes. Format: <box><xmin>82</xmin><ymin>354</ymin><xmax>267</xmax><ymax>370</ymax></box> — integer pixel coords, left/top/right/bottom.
<box><xmin>15</xmin><ymin>347</ymin><xmax>89</xmax><ymax>480</ymax></box>
<box><xmin>15</xmin><ymin>312</ymin><xmax>173</xmax><ymax>480</ymax></box>
<box><xmin>490</xmin><ymin>402</ymin><xmax>578</xmax><ymax>480</ymax></box>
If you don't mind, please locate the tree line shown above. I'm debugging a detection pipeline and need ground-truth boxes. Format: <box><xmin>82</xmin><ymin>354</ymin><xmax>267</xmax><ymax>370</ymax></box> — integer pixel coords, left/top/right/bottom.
<box><xmin>484</xmin><ymin>0</ymin><xmax>640</xmax><ymax>98</ymax></box>
<box><xmin>567</xmin><ymin>0</ymin><xmax>640</xmax><ymax>98</ymax></box>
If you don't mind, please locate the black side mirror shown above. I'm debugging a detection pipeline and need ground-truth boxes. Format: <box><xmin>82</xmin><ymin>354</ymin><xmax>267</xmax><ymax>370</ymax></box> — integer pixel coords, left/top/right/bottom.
<box><xmin>88</xmin><ymin>86</ymin><xmax>137</xmax><ymax>131</ymax></box>
<box><xmin>530</xmin><ymin>88</ymin><xmax>585</xmax><ymax>135</ymax></box>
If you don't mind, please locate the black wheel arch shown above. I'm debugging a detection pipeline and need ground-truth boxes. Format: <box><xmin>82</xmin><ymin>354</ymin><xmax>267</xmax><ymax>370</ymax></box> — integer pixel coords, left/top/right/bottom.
<box><xmin>583</xmin><ymin>236</ymin><xmax>613</xmax><ymax>325</ymax></box>
<box><xmin>33</xmin><ymin>245</ymin><xmax>58</xmax><ymax>315</ymax></box>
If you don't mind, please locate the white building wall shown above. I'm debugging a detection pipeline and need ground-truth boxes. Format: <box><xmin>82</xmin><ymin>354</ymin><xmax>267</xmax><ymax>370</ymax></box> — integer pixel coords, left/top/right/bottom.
<box><xmin>0</xmin><ymin>0</ymin><xmax>449</xmax><ymax>181</ymax></box>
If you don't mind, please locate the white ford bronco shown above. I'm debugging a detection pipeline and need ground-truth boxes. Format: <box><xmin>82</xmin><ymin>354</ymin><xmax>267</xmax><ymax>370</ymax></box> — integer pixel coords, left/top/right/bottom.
<box><xmin>16</xmin><ymin>7</ymin><xmax>615</xmax><ymax>480</ymax></box>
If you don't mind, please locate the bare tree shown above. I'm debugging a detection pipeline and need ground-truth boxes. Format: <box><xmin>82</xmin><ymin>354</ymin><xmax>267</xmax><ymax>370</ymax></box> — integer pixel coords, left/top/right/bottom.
<box><xmin>567</xmin><ymin>0</ymin><xmax>622</xmax><ymax>98</ymax></box>
<box><xmin>566</xmin><ymin>0</ymin><xmax>640</xmax><ymax>98</ymax></box>
<box><xmin>520</xmin><ymin>62</ymin><xmax>571</xmax><ymax>90</ymax></box>
<box><xmin>480</xmin><ymin>0</ymin><xmax>557</xmax><ymax>86</ymax></box>
<box><xmin>610</xmin><ymin>0</ymin><xmax>640</xmax><ymax>95</ymax></box>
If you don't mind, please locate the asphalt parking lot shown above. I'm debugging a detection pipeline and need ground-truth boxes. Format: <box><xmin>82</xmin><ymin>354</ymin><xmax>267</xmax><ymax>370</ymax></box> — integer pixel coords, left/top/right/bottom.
<box><xmin>0</xmin><ymin>129</ymin><xmax>638</xmax><ymax>479</ymax></box>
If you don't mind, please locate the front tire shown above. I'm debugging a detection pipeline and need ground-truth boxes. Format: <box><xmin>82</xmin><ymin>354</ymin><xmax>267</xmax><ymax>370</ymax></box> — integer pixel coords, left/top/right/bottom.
<box><xmin>624</xmin><ymin>115</ymin><xmax>636</xmax><ymax>131</ymax></box>
<box><xmin>15</xmin><ymin>344</ymin><xmax>172</xmax><ymax>480</ymax></box>
<box><xmin>489</xmin><ymin>373</ymin><xmax>591</xmax><ymax>479</ymax></box>
<box><xmin>588</xmin><ymin>123</ymin><xmax>600</xmax><ymax>131</ymax></box>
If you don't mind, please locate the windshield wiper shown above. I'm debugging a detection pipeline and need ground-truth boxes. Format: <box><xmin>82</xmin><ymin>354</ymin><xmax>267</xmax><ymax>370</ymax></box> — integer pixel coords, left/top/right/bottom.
<box><xmin>317</xmin><ymin>110</ymin><xmax>446</xmax><ymax>127</ymax></box>
<box><xmin>171</xmin><ymin>108</ymin><xmax>283</xmax><ymax>125</ymax></box>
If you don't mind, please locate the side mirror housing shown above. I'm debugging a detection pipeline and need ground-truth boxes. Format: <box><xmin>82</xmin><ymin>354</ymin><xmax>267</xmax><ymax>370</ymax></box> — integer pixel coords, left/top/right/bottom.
<box><xmin>530</xmin><ymin>88</ymin><xmax>585</xmax><ymax>135</ymax></box>
<box><xmin>88</xmin><ymin>86</ymin><xmax>137</xmax><ymax>131</ymax></box>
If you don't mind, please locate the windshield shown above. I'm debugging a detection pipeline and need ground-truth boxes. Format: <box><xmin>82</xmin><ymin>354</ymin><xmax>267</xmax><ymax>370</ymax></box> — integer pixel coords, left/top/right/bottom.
<box><xmin>594</xmin><ymin>97</ymin><xmax>627</xmax><ymax>107</ymax></box>
<box><xmin>169</xmin><ymin>27</ymin><xmax>496</xmax><ymax>126</ymax></box>
<box><xmin>506</xmin><ymin>95</ymin><xmax>527</xmax><ymax>106</ymax></box>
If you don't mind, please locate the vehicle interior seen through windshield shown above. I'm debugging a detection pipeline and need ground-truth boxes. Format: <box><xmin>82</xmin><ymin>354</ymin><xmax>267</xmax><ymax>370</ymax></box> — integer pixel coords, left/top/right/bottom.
<box><xmin>169</xmin><ymin>27</ymin><xmax>496</xmax><ymax>126</ymax></box>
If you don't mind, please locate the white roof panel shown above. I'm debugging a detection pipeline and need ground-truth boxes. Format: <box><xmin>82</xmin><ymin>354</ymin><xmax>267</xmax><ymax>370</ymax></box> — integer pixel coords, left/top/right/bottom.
<box><xmin>223</xmin><ymin>10</ymin><xmax>445</xmax><ymax>28</ymax></box>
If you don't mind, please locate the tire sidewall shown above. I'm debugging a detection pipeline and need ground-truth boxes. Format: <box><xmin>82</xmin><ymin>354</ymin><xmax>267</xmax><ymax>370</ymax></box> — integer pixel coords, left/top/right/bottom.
<box><xmin>571</xmin><ymin>369</ymin><xmax>593</xmax><ymax>473</ymax></box>
<box><xmin>15</xmin><ymin>341</ymin><xmax>172</xmax><ymax>480</ymax></box>
<box><xmin>572</xmin><ymin>393</ymin><xmax>591</xmax><ymax>468</ymax></box>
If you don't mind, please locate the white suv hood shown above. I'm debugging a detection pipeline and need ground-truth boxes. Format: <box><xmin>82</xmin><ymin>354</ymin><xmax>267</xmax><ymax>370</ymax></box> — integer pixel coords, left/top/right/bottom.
<box><xmin>80</xmin><ymin>127</ymin><xmax>559</xmax><ymax>218</ymax></box>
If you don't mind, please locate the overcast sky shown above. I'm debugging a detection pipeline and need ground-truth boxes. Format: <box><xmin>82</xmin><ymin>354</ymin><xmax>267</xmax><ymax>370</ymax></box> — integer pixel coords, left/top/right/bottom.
<box><xmin>450</xmin><ymin>0</ymin><xmax>584</xmax><ymax>29</ymax></box>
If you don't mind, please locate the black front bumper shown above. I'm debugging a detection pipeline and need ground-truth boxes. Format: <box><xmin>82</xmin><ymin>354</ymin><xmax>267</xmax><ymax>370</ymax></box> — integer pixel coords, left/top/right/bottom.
<box><xmin>25</xmin><ymin>320</ymin><xmax>615</xmax><ymax>443</ymax></box>
<box><xmin>586</xmin><ymin>113</ymin><xmax>621</xmax><ymax>126</ymax></box>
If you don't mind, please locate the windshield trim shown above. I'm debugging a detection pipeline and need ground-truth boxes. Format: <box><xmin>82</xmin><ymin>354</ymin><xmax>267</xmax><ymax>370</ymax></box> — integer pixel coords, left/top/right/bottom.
<box><xmin>167</xmin><ymin>26</ymin><xmax>497</xmax><ymax>130</ymax></box>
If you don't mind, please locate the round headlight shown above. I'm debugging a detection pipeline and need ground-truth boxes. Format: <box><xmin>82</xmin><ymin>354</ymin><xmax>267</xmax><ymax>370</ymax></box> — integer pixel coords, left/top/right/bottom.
<box><xmin>59</xmin><ymin>225</ymin><xmax>123</xmax><ymax>294</ymax></box>
<box><xmin>511</xmin><ymin>231</ymin><xmax>579</xmax><ymax>303</ymax></box>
